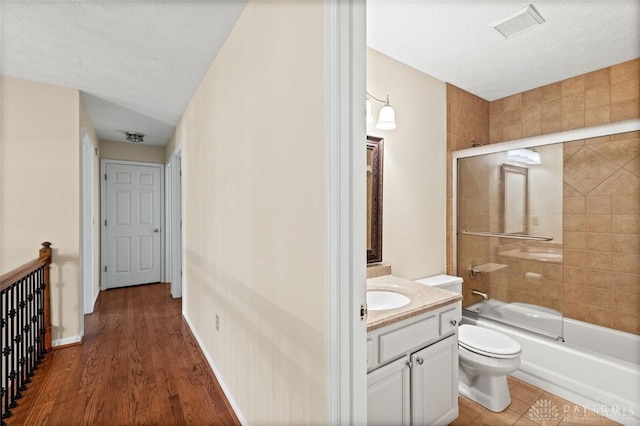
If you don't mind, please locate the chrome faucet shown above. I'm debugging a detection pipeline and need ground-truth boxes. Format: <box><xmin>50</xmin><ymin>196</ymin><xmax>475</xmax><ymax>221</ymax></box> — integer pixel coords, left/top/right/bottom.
<box><xmin>472</xmin><ymin>290</ymin><xmax>489</xmax><ymax>300</ymax></box>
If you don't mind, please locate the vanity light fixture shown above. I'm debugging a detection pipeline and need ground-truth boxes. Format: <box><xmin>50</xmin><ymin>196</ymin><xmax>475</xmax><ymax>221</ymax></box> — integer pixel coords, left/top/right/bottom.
<box><xmin>506</xmin><ymin>148</ymin><xmax>541</xmax><ymax>164</ymax></box>
<box><xmin>367</xmin><ymin>91</ymin><xmax>396</xmax><ymax>130</ymax></box>
<box><xmin>125</xmin><ymin>131</ymin><xmax>145</xmax><ymax>144</ymax></box>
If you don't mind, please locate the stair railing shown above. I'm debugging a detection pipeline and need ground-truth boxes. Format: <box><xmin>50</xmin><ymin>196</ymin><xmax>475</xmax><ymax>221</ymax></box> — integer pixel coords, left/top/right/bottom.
<box><xmin>1</xmin><ymin>242</ymin><xmax>52</xmax><ymax>424</ymax></box>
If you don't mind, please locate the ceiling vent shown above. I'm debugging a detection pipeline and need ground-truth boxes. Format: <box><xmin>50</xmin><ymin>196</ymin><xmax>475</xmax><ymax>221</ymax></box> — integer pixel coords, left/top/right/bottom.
<box><xmin>491</xmin><ymin>4</ymin><xmax>545</xmax><ymax>39</ymax></box>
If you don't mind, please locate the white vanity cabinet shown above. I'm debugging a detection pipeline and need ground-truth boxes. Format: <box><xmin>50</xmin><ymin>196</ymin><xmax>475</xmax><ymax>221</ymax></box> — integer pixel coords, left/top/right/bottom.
<box><xmin>367</xmin><ymin>301</ymin><xmax>461</xmax><ymax>426</ymax></box>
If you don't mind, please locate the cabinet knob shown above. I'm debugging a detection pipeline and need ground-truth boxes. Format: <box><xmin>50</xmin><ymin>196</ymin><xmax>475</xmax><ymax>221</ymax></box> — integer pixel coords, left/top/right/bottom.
<box><xmin>416</xmin><ymin>357</ymin><xmax>424</xmax><ymax>365</ymax></box>
<box><xmin>450</xmin><ymin>319</ymin><xmax>457</xmax><ymax>326</ymax></box>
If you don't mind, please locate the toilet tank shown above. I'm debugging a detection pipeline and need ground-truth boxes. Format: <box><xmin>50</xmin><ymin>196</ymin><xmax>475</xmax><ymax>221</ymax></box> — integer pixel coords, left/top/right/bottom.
<box><xmin>414</xmin><ymin>274</ymin><xmax>463</xmax><ymax>294</ymax></box>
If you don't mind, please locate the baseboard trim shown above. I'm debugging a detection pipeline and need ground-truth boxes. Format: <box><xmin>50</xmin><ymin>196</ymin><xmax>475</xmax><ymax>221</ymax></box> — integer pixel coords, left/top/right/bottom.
<box><xmin>52</xmin><ymin>335</ymin><xmax>82</xmax><ymax>348</ymax></box>
<box><xmin>183</xmin><ymin>313</ymin><xmax>247</xmax><ymax>426</ymax></box>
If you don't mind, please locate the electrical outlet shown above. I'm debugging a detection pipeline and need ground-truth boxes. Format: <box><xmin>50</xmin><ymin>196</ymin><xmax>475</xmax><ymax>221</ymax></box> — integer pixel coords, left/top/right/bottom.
<box><xmin>215</xmin><ymin>314</ymin><xmax>220</xmax><ymax>331</ymax></box>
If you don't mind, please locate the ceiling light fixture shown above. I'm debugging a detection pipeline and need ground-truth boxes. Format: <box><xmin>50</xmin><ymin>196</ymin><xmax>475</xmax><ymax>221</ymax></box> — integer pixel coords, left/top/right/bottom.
<box><xmin>506</xmin><ymin>148</ymin><xmax>541</xmax><ymax>164</ymax></box>
<box><xmin>491</xmin><ymin>4</ymin><xmax>545</xmax><ymax>39</ymax></box>
<box><xmin>125</xmin><ymin>131</ymin><xmax>145</xmax><ymax>144</ymax></box>
<box><xmin>367</xmin><ymin>92</ymin><xmax>396</xmax><ymax>130</ymax></box>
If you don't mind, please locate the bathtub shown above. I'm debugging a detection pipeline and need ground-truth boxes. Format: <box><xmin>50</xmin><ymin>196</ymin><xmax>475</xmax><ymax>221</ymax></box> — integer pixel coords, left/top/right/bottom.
<box><xmin>463</xmin><ymin>300</ymin><xmax>640</xmax><ymax>424</ymax></box>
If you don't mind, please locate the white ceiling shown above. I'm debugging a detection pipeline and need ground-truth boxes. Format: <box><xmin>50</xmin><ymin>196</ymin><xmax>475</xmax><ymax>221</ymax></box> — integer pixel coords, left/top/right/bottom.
<box><xmin>1</xmin><ymin>1</ymin><xmax>638</xmax><ymax>147</ymax></box>
<box><xmin>368</xmin><ymin>1</ymin><xmax>640</xmax><ymax>101</ymax></box>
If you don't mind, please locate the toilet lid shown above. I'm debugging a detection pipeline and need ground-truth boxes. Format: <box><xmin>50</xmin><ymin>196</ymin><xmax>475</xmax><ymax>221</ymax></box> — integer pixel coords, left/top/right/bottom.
<box><xmin>459</xmin><ymin>325</ymin><xmax>521</xmax><ymax>357</ymax></box>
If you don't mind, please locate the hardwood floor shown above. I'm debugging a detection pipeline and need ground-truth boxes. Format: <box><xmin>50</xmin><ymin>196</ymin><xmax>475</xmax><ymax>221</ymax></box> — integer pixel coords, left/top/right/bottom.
<box><xmin>6</xmin><ymin>283</ymin><xmax>240</xmax><ymax>426</ymax></box>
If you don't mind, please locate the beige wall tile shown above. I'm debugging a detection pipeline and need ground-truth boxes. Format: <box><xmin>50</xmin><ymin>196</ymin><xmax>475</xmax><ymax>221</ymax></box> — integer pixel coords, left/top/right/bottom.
<box><xmin>541</xmin><ymin>82</ymin><xmax>562</xmax><ymax>102</ymax></box>
<box><xmin>564</xmin><ymin>231</ymin><xmax>586</xmax><ymax>249</ymax></box>
<box><xmin>564</xmin><ymin>196</ymin><xmax>585</xmax><ymax>214</ymax></box>
<box><xmin>522</xmin><ymin>104</ymin><xmax>541</xmax><ymax>121</ymax></box>
<box><xmin>612</xmin><ymin>233</ymin><xmax>640</xmax><ymax>254</ymax></box>
<box><xmin>610</xmin><ymin>58</ymin><xmax>640</xmax><ymax>84</ymax></box>
<box><xmin>612</xmin><ymin>313</ymin><xmax>640</xmax><ymax>334</ymax></box>
<box><xmin>613</xmin><ymin>291</ymin><xmax>640</xmax><ymax>316</ymax></box>
<box><xmin>612</xmin><ymin>214</ymin><xmax>640</xmax><ymax>233</ymax></box>
<box><xmin>611</xmin><ymin>98</ymin><xmax>640</xmax><ymax>121</ymax></box>
<box><xmin>585</xmin><ymin>306</ymin><xmax>612</xmax><ymax>329</ymax></box>
<box><xmin>586</xmin><ymin>214</ymin><xmax>612</xmax><ymax>233</ymax></box>
<box><xmin>585</xmin><ymin>251</ymin><xmax>612</xmax><ymax>271</ymax></box>
<box><xmin>561</xmin><ymin>75</ymin><xmax>585</xmax><ymax>97</ymax></box>
<box><xmin>562</xmin><ymin>110</ymin><xmax>585</xmax><ymax>130</ymax></box>
<box><xmin>564</xmin><ymin>266</ymin><xmax>586</xmax><ymax>284</ymax></box>
<box><xmin>541</xmin><ymin>115</ymin><xmax>562</xmax><ymax>134</ymax></box>
<box><xmin>522</xmin><ymin>88</ymin><xmax>542</xmax><ymax>106</ymax></box>
<box><xmin>522</xmin><ymin>119</ymin><xmax>541</xmax><ymax>138</ymax></box>
<box><xmin>503</xmin><ymin>94</ymin><xmax>522</xmax><ymax>112</ymax></box>
<box><xmin>562</xmin><ymin>93</ymin><xmax>585</xmax><ymax>113</ymax></box>
<box><xmin>541</xmin><ymin>98</ymin><xmax>562</xmax><ymax>118</ymax></box>
<box><xmin>586</xmin><ymin>195</ymin><xmax>612</xmax><ymax>214</ymax></box>
<box><xmin>584</xmin><ymin>269</ymin><xmax>612</xmax><ymax>289</ymax></box>
<box><xmin>612</xmin><ymin>194</ymin><xmax>640</xmax><ymax>214</ymax></box>
<box><xmin>585</xmin><ymin>105</ymin><xmax>610</xmax><ymax>127</ymax></box>
<box><xmin>586</xmin><ymin>232</ymin><xmax>612</xmax><ymax>251</ymax></box>
<box><xmin>503</xmin><ymin>124</ymin><xmax>522</xmax><ymax>141</ymax></box>
<box><xmin>613</xmin><ymin>272</ymin><xmax>640</xmax><ymax>293</ymax></box>
<box><xmin>564</xmin><ymin>214</ymin><xmax>586</xmax><ymax>231</ymax></box>
<box><xmin>585</xmin><ymin>85</ymin><xmax>611</xmax><ymax>109</ymax></box>
<box><xmin>584</xmin><ymin>68</ymin><xmax>610</xmax><ymax>90</ymax></box>
<box><xmin>612</xmin><ymin>253</ymin><xmax>640</xmax><ymax>274</ymax></box>
<box><xmin>584</xmin><ymin>286</ymin><xmax>612</xmax><ymax>309</ymax></box>
<box><xmin>611</xmin><ymin>79</ymin><xmax>639</xmax><ymax>104</ymax></box>
<box><xmin>564</xmin><ymin>249</ymin><xmax>586</xmax><ymax>267</ymax></box>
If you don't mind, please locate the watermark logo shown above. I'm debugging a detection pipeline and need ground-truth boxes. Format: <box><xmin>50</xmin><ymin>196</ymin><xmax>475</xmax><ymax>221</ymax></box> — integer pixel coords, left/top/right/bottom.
<box><xmin>528</xmin><ymin>399</ymin><xmax>560</xmax><ymax>423</ymax></box>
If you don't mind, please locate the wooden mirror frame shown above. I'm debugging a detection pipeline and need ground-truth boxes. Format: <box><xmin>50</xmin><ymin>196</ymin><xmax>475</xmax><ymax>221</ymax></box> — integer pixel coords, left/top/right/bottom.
<box><xmin>367</xmin><ymin>136</ymin><xmax>384</xmax><ymax>264</ymax></box>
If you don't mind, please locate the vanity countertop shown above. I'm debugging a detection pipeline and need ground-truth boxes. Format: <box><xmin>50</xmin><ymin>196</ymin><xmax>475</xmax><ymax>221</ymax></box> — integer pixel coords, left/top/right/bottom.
<box><xmin>366</xmin><ymin>275</ymin><xmax>462</xmax><ymax>332</ymax></box>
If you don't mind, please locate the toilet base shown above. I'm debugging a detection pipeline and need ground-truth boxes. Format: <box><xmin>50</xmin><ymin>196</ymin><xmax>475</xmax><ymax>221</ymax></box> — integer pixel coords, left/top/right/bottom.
<box><xmin>459</xmin><ymin>371</ymin><xmax>511</xmax><ymax>412</ymax></box>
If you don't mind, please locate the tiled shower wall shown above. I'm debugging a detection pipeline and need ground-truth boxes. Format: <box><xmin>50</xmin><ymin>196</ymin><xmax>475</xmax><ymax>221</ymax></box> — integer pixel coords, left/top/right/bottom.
<box><xmin>447</xmin><ymin>58</ymin><xmax>640</xmax><ymax>334</ymax></box>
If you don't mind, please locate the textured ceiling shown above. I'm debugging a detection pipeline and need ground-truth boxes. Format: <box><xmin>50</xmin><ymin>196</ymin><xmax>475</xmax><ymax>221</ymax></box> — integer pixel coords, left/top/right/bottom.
<box><xmin>1</xmin><ymin>2</ymin><xmax>638</xmax><ymax>147</ymax></box>
<box><xmin>368</xmin><ymin>0</ymin><xmax>640</xmax><ymax>101</ymax></box>
<box><xmin>1</xmin><ymin>1</ymin><xmax>248</xmax><ymax>146</ymax></box>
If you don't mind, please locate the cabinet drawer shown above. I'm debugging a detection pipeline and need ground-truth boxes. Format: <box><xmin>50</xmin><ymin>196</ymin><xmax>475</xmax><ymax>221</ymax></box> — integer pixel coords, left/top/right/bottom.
<box><xmin>439</xmin><ymin>305</ymin><xmax>461</xmax><ymax>336</ymax></box>
<box><xmin>379</xmin><ymin>315</ymin><xmax>438</xmax><ymax>363</ymax></box>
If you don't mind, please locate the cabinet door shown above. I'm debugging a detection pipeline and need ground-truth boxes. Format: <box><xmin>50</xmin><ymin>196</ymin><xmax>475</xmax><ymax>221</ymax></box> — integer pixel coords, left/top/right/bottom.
<box><xmin>411</xmin><ymin>335</ymin><xmax>458</xmax><ymax>426</ymax></box>
<box><xmin>367</xmin><ymin>355</ymin><xmax>410</xmax><ymax>426</ymax></box>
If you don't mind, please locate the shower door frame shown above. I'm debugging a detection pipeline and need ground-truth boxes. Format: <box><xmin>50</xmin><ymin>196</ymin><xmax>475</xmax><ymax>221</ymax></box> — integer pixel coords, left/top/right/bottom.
<box><xmin>452</xmin><ymin>119</ymin><xmax>640</xmax><ymax>335</ymax></box>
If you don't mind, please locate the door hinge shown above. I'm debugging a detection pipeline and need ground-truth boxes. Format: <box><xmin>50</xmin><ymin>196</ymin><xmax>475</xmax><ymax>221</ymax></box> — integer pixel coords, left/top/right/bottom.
<box><xmin>360</xmin><ymin>303</ymin><xmax>368</xmax><ymax>321</ymax></box>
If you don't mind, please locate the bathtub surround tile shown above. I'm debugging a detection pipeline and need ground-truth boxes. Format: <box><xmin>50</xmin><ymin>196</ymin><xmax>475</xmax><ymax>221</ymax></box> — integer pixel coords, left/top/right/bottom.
<box><xmin>610</xmin><ymin>58</ymin><xmax>639</xmax><ymax>84</ymax></box>
<box><xmin>612</xmin><ymin>214</ymin><xmax>640</xmax><ymax>234</ymax></box>
<box><xmin>584</xmin><ymin>286</ymin><xmax>613</xmax><ymax>309</ymax></box>
<box><xmin>613</xmin><ymin>272</ymin><xmax>640</xmax><ymax>294</ymax></box>
<box><xmin>563</xmin><ymin>301</ymin><xmax>587</xmax><ymax>322</ymax></box>
<box><xmin>613</xmin><ymin>312</ymin><xmax>640</xmax><ymax>335</ymax></box>
<box><xmin>541</xmin><ymin>115</ymin><xmax>562</xmax><ymax>135</ymax></box>
<box><xmin>585</xmin><ymin>85</ymin><xmax>611</xmax><ymax>110</ymax></box>
<box><xmin>612</xmin><ymin>233</ymin><xmax>640</xmax><ymax>254</ymax></box>
<box><xmin>613</xmin><ymin>290</ymin><xmax>640</xmax><ymax>316</ymax></box>
<box><xmin>564</xmin><ymin>197</ymin><xmax>585</xmax><ymax>214</ymax></box>
<box><xmin>586</xmin><ymin>196</ymin><xmax>612</xmax><ymax>214</ymax></box>
<box><xmin>612</xmin><ymin>253</ymin><xmax>640</xmax><ymax>275</ymax></box>
<box><xmin>563</xmin><ymin>250</ymin><xmax>586</xmax><ymax>267</ymax></box>
<box><xmin>611</xmin><ymin>98</ymin><xmax>640</xmax><ymax>122</ymax></box>
<box><xmin>563</xmin><ymin>232</ymin><xmax>586</xmax><ymax>250</ymax></box>
<box><xmin>562</xmin><ymin>93</ymin><xmax>585</xmax><ymax>114</ymax></box>
<box><xmin>584</xmin><ymin>251</ymin><xmax>612</xmax><ymax>272</ymax></box>
<box><xmin>562</xmin><ymin>76</ymin><xmax>585</xmax><ymax>98</ymax></box>
<box><xmin>610</xmin><ymin>79</ymin><xmax>639</xmax><ymax>104</ymax></box>
<box><xmin>586</xmin><ymin>233</ymin><xmax>612</xmax><ymax>252</ymax></box>
<box><xmin>563</xmin><ymin>214</ymin><xmax>586</xmax><ymax>232</ymax></box>
<box><xmin>584</xmin><ymin>269</ymin><xmax>612</xmax><ymax>289</ymax></box>
<box><xmin>584</xmin><ymin>306</ymin><xmax>613</xmax><ymax>329</ymax></box>
<box><xmin>585</xmin><ymin>68</ymin><xmax>610</xmax><ymax>90</ymax></box>
<box><xmin>585</xmin><ymin>105</ymin><xmax>611</xmax><ymax>127</ymax></box>
<box><xmin>564</xmin><ymin>148</ymin><xmax>618</xmax><ymax>195</ymax></box>
<box><xmin>585</xmin><ymin>215</ymin><xmax>611</xmax><ymax>233</ymax></box>
<box><xmin>562</xmin><ymin>110</ymin><xmax>585</xmax><ymax>131</ymax></box>
<box><xmin>612</xmin><ymin>195</ymin><xmax>640</xmax><ymax>215</ymax></box>
<box><xmin>589</xmin><ymin>137</ymin><xmax>640</xmax><ymax>167</ymax></box>
<box><xmin>522</xmin><ymin>88</ymin><xmax>542</xmax><ymax>106</ymax></box>
<box><xmin>590</xmin><ymin>169</ymin><xmax>640</xmax><ymax>197</ymax></box>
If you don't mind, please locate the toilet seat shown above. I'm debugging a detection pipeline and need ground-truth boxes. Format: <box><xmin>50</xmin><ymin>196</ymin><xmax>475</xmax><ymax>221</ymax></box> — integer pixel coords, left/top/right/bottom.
<box><xmin>459</xmin><ymin>325</ymin><xmax>521</xmax><ymax>359</ymax></box>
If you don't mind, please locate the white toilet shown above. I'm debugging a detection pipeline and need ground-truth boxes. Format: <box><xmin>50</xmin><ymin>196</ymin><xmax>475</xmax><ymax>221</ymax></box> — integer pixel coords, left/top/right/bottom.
<box><xmin>414</xmin><ymin>275</ymin><xmax>522</xmax><ymax>412</ymax></box>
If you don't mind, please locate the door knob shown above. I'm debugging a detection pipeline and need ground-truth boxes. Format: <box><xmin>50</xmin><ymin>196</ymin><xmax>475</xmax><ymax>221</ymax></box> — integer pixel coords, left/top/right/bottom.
<box><xmin>154</xmin><ymin>228</ymin><xmax>159</xmax><ymax>233</ymax></box>
<box><xmin>416</xmin><ymin>357</ymin><xmax>424</xmax><ymax>365</ymax></box>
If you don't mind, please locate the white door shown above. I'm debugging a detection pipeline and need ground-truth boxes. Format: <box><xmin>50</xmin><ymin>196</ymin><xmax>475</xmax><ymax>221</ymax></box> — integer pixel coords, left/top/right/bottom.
<box><xmin>104</xmin><ymin>162</ymin><xmax>162</xmax><ymax>289</ymax></box>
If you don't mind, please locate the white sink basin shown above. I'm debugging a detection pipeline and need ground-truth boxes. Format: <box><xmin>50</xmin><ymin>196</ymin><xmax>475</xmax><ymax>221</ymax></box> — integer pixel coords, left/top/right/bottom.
<box><xmin>367</xmin><ymin>291</ymin><xmax>410</xmax><ymax>311</ymax></box>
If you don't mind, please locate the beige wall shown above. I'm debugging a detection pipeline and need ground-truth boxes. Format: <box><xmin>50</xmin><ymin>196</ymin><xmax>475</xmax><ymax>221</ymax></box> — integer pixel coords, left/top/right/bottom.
<box><xmin>367</xmin><ymin>48</ymin><xmax>447</xmax><ymax>280</ymax></box>
<box><xmin>100</xmin><ymin>139</ymin><xmax>165</xmax><ymax>164</ymax></box>
<box><xmin>1</xmin><ymin>76</ymin><xmax>83</xmax><ymax>344</ymax></box>
<box><xmin>174</xmin><ymin>1</ymin><xmax>326</xmax><ymax>424</ymax></box>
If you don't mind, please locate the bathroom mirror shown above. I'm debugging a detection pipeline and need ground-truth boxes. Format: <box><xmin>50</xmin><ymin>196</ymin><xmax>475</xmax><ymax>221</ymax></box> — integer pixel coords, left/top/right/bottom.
<box><xmin>501</xmin><ymin>164</ymin><xmax>528</xmax><ymax>234</ymax></box>
<box><xmin>367</xmin><ymin>136</ymin><xmax>383</xmax><ymax>263</ymax></box>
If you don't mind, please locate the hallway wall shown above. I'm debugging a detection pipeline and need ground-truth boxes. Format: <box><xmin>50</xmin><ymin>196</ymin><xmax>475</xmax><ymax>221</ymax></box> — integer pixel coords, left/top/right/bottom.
<box><xmin>1</xmin><ymin>76</ymin><xmax>84</xmax><ymax>345</ymax></box>
<box><xmin>172</xmin><ymin>1</ymin><xmax>327</xmax><ymax>424</ymax></box>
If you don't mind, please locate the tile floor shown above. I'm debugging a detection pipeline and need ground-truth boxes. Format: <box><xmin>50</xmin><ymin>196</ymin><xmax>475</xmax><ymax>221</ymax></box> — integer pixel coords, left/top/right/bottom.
<box><xmin>450</xmin><ymin>376</ymin><xmax>622</xmax><ymax>426</ymax></box>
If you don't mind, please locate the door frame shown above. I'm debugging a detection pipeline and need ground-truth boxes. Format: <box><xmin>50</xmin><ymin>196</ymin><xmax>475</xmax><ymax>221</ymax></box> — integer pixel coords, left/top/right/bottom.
<box><xmin>81</xmin><ymin>130</ymin><xmax>95</xmax><ymax>320</ymax></box>
<box><xmin>325</xmin><ymin>0</ymin><xmax>367</xmax><ymax>424</ymax></box>
<box><xmin>100</xmin><ymin>159</ymin><xmax>165</xmax><ymax>290</ymax></box>
<box><xmin>165</xmin><ymin>147</ymin><xmax>183</xmax><ymax>299</ymax></box>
